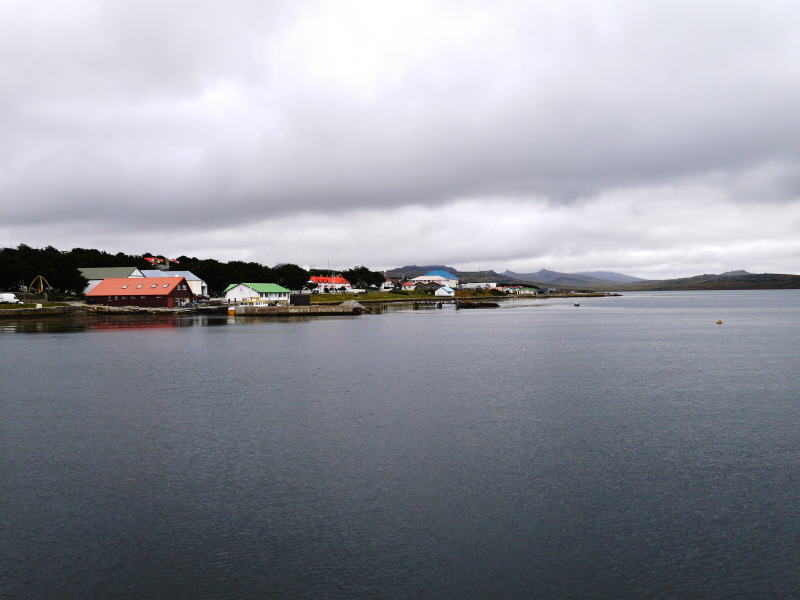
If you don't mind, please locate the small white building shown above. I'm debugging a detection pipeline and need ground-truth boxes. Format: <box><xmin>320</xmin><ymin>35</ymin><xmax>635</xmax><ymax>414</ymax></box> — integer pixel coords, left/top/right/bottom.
<box><xmin>141</xmin><ymin>270</ymin><xmax>208</xmax><ymax>297</ymax></box>
<box><xmin>435</xmin><ymin>286</ymin><xmax>456</xmax><ymax>297</ymax></box>
<box><xmin>224</xmin><ymin>283</ymin><xmax>291</xmax><ymax>304</ymax></box>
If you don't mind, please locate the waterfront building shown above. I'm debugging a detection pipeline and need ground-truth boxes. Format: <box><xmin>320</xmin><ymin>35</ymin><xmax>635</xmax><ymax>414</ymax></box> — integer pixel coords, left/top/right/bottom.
<box><xmin>141</xmin><ymin>270</ymin><xmax>208</xmax><ymax>297</ymax></box>
<box><xmin>381</xmin><ymin>273</ymin><xmax>401</xmax><ymax>291</ymax></box>
<box><xmin>410</xmin><ymin>270</ymin><xmax>459</xmax><ymax>289</ymax></box>
<box><xmin>309</xmin><ymin>275</ymin><xmax>351</xmax><ymax>293</ymax></box>
<box><xmin>79</xmin><ymin>266</ymin><xmax>145</xmax><ymax>294</ymax></box>
<box><xmin>435</xmin><ymin>285</ymin><xmax>456</xmax><ymax>297</ymax></box>
<box><xmin>461</xmin><ymin>282</ymin><xmax>497</xmax><ymax>290</ymax></box>
<box><xmin>86</xmin><ymin>277</ymin><xmax>193</xmax><ymax>307</ymax></box>
<box><xmin>415</xmin><ymin>282</ymin><xmax>443</xmax><ymax>292</ymax></box>
<box><xmin>225</xmin><ymin>282</ymin><xmax>291</xmax><ymax>304</ymax></box>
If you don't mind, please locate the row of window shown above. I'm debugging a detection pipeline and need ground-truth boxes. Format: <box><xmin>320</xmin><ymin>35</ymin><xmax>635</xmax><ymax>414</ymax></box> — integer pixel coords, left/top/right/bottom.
<box><xmin>117</xmin><ymin>283</ymin><xmax>188</xmax><ymax>290</ymax></box>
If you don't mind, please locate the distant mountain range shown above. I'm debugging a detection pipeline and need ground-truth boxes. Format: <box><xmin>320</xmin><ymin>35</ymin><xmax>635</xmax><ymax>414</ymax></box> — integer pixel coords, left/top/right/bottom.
<box><xmin>503</xmin><ymin>269</ymin><xmax>644</xmax><ymax>287</ymax></box>
<box><xmin>610</xmin><ymin>271</ymin><xmax>800</xmax><ymax>290</ymax></box>
<box><xmin>386</xmin><ymin>265</ymin><xmax>800</xmax><ymax>290</ymax></box>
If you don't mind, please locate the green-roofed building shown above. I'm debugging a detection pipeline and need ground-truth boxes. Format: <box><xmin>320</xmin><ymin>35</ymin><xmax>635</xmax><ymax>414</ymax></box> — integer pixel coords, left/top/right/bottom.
<box><xmin>78</xmin><ymin>266</ymin><xmax>145</xmax><ymax>294</ymax></box>
<box><xmin>224</xmin><ymin>282</ymin><xmax>291</xmax><ymax>304</ymax></box>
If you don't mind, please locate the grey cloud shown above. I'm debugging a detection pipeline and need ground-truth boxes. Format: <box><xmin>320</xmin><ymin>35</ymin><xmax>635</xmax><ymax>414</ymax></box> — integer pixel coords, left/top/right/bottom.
<box><xmin>1</xmin><ymin>0</ymin><xmax>799</xmax><ymax>275</ymax></box>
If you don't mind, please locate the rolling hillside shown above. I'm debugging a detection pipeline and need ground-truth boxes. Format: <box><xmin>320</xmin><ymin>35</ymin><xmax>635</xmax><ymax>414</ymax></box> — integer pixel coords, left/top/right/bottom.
<box><xmin>608</xmin><ymin>271</ymin><xmax>800</xmax><ymax>290</ymax></box>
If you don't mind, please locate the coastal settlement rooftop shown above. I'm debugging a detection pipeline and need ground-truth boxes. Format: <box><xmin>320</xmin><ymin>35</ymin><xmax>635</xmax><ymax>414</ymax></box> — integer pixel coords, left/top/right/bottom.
<box><xmin>224</xmin><ymin>282</ymin><xmax>291</xmax><ymax>303</ymax></box>
<box><xmin>86</xmin><ymin>277</ymin><xmax>194</xmax><ymax>307</ymax></box>
<box><xmin>78</xmin><ymin>266</ymin><xmax>145</xmax><ymax>294</ymax></box>
<box><xmin>309</xmin><ymin>276</ymin><xmax>350</xmax><ymax>285</ymax></box>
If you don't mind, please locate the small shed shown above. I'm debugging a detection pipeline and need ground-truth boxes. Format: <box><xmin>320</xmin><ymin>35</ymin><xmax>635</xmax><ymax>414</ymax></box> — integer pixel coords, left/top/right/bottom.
<box><xmin>435</xmin><ymin>286</ymin><xmax>455</xmax><ymax>297</ymax></box>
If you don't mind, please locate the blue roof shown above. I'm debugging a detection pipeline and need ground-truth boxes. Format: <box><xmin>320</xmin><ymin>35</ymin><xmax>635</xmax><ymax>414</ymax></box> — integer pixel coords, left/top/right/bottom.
<box><xmin>424</xmin><ymin>270</ymin><xmax>458</xmax><ymax>279</ymax></box>
<box><xmin>141</xmin><ymin>270</ymin><xmax>202</xmax><ymax>281</ymax></box>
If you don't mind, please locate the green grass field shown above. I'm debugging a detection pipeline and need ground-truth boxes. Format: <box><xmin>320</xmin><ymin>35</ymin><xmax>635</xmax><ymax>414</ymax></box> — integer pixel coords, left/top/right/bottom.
<box><xmin>0</xmin><ymin>302</ymin><xmax>71</xmax><ymax>309</ymax></box>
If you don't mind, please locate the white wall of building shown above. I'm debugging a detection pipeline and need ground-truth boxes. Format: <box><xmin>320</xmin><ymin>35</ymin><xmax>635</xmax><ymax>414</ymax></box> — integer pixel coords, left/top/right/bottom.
<box><xmin>225</xmin><ymin>284</ymin><xmax>289</xmax><ymax>303</ymax></box>
<box><xmin>461</xmin><ymin>282</ymin><xmax>497</xmax><ymax>289</ymax></box>
<box><xmin>411</xmin><ymin>275</ymin><xmax>459</xmax><ymax>288</ymax></box>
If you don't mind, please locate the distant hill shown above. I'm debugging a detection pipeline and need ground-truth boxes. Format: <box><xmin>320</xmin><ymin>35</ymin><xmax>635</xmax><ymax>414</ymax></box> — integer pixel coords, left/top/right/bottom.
<box><xmin>387</xmin><ymin>265</ymin><xmax>800</xmax><ymax>290</ymax></box>
<box><xmin>577</xmin><ymin>270</ymin><xmax>646</xmax><ymax>283</ymax></box>
<box><xmin>503</xmin><ymin>269</ymin><xmax>619</xmax><ymax>287</ymax></box>
<box><xmin>455</xmin><ymin>270</ymin><xmax>531</xmax><ymax>285</ymax></box>
<box><xmin>387</xmin><ymin>265</ymin><xmax>533</xmax><ymax>285</ymax></box>
<box><xmin>607</xmin><ymin>271</ymin><xmax>800</xmax><ymax>290</ymax></box>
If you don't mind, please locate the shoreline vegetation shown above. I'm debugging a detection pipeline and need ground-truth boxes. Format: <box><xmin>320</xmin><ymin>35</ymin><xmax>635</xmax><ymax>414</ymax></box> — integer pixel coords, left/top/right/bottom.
<box><xmin>0</xmin><ymin>292</ymin><xmax>620</xmax><ymax>319</ymax></box>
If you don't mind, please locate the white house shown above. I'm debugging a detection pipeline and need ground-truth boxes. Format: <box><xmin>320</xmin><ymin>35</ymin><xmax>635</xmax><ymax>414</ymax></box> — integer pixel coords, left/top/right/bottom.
<box><xmin>79</xmin><ymin>266</ymin><xmax>145</xmax><ymax>294</ymax></box>
<box><xmin>141</xmin><ymin>270</ymin><xmax>209</xmax><ymax>297</ymax></box>
<box><xmin>224</xmin><ymin>283</ymin><xmax>291</xmax><ymax>304</ymax></box>
<box><xmin>435</xmin><ymin>286</ymin><xmax>456</xmax><ymax>297</ymax></box>
<box><xmin>410</xmin><ymin>270</ymin><xmax>459</xmax><ymax>289</ymax></box>
<box><xmin>381</xmin><ymin>274</ymin><xmax>401</xmax><ymax>291</ymax></box>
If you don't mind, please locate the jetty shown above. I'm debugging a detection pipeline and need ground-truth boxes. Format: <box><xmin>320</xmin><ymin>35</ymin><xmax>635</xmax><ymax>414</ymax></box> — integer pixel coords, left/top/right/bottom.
<box><xmin>231</xmin><ymin>300</ymin><xmax>370</xmax><ymax>317</ymax></box>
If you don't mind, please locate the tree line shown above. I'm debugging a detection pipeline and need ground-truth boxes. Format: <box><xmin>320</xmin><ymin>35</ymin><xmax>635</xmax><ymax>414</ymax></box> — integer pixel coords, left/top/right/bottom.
<box><xmin>0</xmin><ymin>244</ymin><xmax>385</xmax><ymax>296</ymax></box>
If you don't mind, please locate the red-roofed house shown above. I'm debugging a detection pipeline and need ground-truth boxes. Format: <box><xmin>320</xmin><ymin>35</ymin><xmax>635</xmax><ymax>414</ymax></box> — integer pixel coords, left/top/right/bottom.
<box><xmin>309</xmin><ymin>275</ymin><xmax>351</xmax><ymax>293</ymax></box>
<box><xmin>86</xmin><ymin>277</ymin><xmax>194</xmax><ymax>307</ymax></box>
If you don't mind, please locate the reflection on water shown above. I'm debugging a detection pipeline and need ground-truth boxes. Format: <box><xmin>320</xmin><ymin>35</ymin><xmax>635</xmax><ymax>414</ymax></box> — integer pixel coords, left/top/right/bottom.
<box><xmin>0</xmin><ymin>314</ymin><xmax>231</xmax><ymax>333</ymax></box>
<box><xmin>0</xmin><ymin>298</ymin><xmax>557</xmax><ymax>333</ymax></box>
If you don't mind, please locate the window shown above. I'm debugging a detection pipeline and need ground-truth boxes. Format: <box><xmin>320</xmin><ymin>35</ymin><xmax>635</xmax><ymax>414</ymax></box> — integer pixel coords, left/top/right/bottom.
<box><xmin>151</xmin><ymin>284</ymin><xmax>158</xmax><ymax>288</ymax></box>
<box><xmin>136</xmin><ymin>284</ymin><xmax>143</xmax><ymax>289</ymax></box>
<box><xmin>163</xmin><ymin>283</ymin><xmax>169</xmax><ymax>288</ymax></box>
<box><xmin>121</xmin><ymin>284</ymin><xmax>129</xmax><ymax>289</ymax></box>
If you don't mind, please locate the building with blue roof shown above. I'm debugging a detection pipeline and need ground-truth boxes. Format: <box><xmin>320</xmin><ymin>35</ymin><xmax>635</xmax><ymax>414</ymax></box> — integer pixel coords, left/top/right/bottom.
<box><xmin>411</xmin><ymin>270</ymin><xmax>460</xmax><ymax>288</ymax></box>
<box><xmin>423</xmin><ymin>270</ymin><xmax>458</xmax><ymax>279</ymax></box>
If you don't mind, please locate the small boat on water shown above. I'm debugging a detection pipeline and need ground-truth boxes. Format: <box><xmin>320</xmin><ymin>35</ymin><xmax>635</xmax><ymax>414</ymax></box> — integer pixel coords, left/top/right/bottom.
<box><xmin>574</xmin><ymin>303</ymin><xmax>581</xmax><ymax>307</ymax></box>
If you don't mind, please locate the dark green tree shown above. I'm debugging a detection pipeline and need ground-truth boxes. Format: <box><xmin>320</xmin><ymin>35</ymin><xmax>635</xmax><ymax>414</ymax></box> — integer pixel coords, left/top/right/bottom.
<box><xmin>274</xmin><ymin>264</ymin><xmax>310</xmax><ymax>290</ymax></box>
<box><xmin>341</xmin><ymin>266</ymin><xmax>384</xmax><ymax>289</ymax></box>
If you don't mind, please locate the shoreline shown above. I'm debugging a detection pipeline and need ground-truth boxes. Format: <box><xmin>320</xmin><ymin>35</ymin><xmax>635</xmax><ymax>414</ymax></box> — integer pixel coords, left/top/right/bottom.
<box><xmin>0</xmin><ymin>293</ymin><xmax>621</xmax><ymax>320</ymax></box>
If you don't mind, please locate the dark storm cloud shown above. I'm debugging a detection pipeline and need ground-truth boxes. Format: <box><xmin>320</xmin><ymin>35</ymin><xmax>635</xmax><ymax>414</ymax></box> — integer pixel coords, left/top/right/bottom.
<box><xmin>2</xmin><ymin>0</ymin><xmax>800</xmax><ymax>227</ymax></box>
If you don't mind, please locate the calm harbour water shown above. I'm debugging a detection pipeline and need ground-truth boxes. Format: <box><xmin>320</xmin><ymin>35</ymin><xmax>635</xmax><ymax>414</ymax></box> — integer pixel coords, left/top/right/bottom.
<box><xmin>2</xmin><ymin>291</ymin><xmax>799</xmax><ymax>599</ymax></box>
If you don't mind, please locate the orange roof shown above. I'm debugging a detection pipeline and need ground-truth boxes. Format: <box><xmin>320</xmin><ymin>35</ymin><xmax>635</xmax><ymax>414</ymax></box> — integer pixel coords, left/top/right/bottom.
<box><xmin>87</xmin><ymin>277</ymin><xmax>189</xmax><ymax>296</ymax></box>
<box><xmin>310</xmin><ymin>275</ymin><xmax>349</xmax><ymax>285</ymax></box>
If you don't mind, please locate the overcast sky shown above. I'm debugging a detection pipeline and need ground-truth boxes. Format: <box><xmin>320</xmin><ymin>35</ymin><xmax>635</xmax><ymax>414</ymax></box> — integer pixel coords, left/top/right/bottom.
<box><xmin>1</xmin><ymin>0</ymin><xmax>799</xmax><ymax>278</ymax></box>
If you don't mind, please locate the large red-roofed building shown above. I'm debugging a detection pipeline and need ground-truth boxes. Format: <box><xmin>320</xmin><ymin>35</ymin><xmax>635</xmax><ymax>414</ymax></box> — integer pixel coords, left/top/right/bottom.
<box><xmin>309</xmin><ymin>275</ymin><xmax>351</xmax><ymax>292</ymax></box>
<box><xmin>86</xmin><ymin>277</ymin><xmax>194</xmax><ymax>307</ymax></box>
